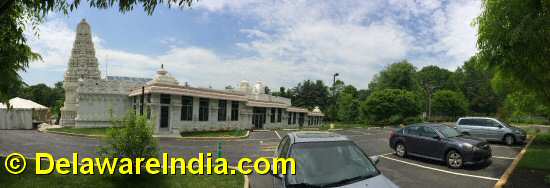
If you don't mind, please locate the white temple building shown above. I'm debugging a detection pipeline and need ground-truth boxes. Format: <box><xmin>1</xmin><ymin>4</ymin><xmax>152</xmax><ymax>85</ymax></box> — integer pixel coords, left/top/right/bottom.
<box><xmin>60</xmin><ymin>19</ymin><xmax>324</xmax><ymax>133</ymax></box>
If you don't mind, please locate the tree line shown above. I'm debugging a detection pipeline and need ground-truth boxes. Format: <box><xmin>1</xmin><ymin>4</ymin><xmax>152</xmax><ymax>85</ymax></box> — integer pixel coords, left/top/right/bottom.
<box><xmin>273</xmin><ymin>58</ymin><xmax>549</xmax><ymax>125</ymax></box>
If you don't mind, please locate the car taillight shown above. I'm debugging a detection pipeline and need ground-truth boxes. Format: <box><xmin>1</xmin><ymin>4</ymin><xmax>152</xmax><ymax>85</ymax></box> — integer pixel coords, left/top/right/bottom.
<box><xmin>389</xmin><ymin>130</ymin><xmax>395</xmax><ymax>139</ymax></box>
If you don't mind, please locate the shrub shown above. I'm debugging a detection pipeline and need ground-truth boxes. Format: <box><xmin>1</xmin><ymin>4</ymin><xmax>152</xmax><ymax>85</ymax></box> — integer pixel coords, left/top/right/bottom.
<box><xmin>360</xmin><ymin>89</ymin><xmax>420</xmax><ymax>125</ymax></box>
<box><xmin>99</xmin><ymin>110</ymin><xmax>158</xmax><ymax>159</ymax></box>
<box><xmin>545</xmin><ymin>175</ymin><xmax>550</xmax><ymax>185</ymax></box>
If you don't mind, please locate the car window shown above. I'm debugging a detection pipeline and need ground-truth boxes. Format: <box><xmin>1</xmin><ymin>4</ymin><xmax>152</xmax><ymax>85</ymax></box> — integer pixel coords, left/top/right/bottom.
<box><xmin>420</xmin><ymin>127</ymin><xmax>438</xmax><ymax>138</ymax></box>
<box><xmin>459</xmin><ymin>119</ymin><xmax>475</xmax><ymax>125</ymax></box>
<box><xmin>404</xmin><ymin>126</ymin><xmax>421</xmax><ymax>136</ymax></box>
<box><xmin>278</xmin><ymin>136</ymin><xmax>290</xmax><ymax>158</ymax></box>
<box><xmin>277</xmin><ymin>136</ymin><xmax>290</xmax><ymax>157</ymax></box>
<box><xmin>478</xmin><ymin>119</ymin><xmax>500</xmax><ymax>127</ymax></box>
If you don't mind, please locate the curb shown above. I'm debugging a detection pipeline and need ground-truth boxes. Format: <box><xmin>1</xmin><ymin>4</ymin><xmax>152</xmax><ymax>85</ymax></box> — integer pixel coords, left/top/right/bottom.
<box><xmin>494</xmin><ymin>135</ymin><xmax>537</xmax><ymax>188</ymax></box>
<box><xmin>282</xmin><ymin>129</ymin><xmax>299</xmax><ymax>131</ymax></box>
<box><xmin>228</xmin><ymin>166</ymin><xmax>249</xmax><ymax>188</ymax></box>
<box><xmin>178</xmin><ymin>130</ymin><xmax>250</xmax><ymax>140</ymax></box>
<box><xmin>42</xmin><ymin>130</ymin><xmax>106</xmax><ymax>138</ymax></box>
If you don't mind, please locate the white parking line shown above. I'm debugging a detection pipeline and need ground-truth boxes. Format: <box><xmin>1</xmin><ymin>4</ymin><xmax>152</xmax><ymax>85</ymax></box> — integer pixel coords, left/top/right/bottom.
<box><xmin>492</xmin><ymin>156</ymin><xmax>516</xmax><ymax>160</ymax></box>
<box><xmin>372</xmin><ymin>152</ymin><xmax>394</xmax><ymax>157</ymax></box>
<box><xmin>490</xmin><ymin>145</ymin><xmax>523</xmax><ymax>149</ymax></box>
<box><xmin>379</xmin><ymin>156</ymin><xmax>500</xmax><ymax>181</ymax></box>
<box><xmin>274</xmin><ymin>130</ymin><xmax>282</xmax><ymax>139</ymax></box>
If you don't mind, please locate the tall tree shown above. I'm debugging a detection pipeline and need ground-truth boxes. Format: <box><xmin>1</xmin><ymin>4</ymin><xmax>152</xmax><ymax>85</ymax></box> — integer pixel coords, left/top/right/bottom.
<box><xmin>476</xmin><ymin>0</ymin><xmax>550</xmax><ymax>104</ymax></box>
<box><xmin>431</xmin><ymin>90</ymin><xmax>469</xmax><ymax>119</ymax></box>
<box><xmin>455</xmin><ymin>56</ymin><xmax>500</xmax><ymax>115</ymax></box>
<box><xmin>368</xmin><ymin>60</ymin><xmax>418</xmax><ymax>91</ymax></box>
<box><xmin>290</xmin><ymin>80</ymin><xmax>329</xmax><ymax>111</ymax></box>
<box><xmin>415</xmin><ymin>65</ymin><xmax>455</xmax><ymax>119</ymax></box>
<box><xmin>336</xmin><ymin>85</ymin><xmax>359</xmax><ymax>122</ymax></box>
<box><xmin>0</xmin><ymin>0</ymin><xmax>195</xmax><ymax>104</ymax></box>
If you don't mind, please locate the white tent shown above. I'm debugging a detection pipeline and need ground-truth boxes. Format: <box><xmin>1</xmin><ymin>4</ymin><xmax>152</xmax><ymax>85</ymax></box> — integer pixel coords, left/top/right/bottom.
<box><xmin>0</xmin><ymin>97</ymin><xmax>49</xmax><ymax>127</ymax></box>
<box><xmin>0</xmin><ymin>97</ymin><xmax>48</xmax><ymax>109</ymax></box>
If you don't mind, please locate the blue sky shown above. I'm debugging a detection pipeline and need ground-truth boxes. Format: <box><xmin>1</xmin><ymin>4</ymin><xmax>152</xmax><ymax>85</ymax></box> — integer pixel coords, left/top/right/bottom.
<box><xmin>22</xmin><ymin>0</ymin><xmax>481</xmax><ymax>89</ymax></box>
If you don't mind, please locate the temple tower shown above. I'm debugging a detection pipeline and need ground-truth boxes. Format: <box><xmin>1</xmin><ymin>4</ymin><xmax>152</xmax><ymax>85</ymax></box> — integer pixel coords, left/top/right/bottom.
<box><xmin>60</xmin><ymin>19</ymin><xmax>101</xmax><ymax>126</ymax></box>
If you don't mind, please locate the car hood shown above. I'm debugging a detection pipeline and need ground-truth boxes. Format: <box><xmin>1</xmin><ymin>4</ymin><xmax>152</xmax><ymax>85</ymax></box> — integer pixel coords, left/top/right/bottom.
<box><xmin>337</xmin><ymin>174</ymin><xmax>399</xmax><ymax>188</ymax></box>
<box><xmin>449</xmin><ymin>135</ymin><xmax>487</xmax><ymax>146</ymax></box>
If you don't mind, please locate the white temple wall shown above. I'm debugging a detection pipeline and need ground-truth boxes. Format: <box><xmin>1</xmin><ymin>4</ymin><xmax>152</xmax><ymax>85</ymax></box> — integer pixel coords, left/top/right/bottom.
<box><xmin>75</xmin><ymin>93</ymin><xmax>130</xmax><ymax>128</ymax></box>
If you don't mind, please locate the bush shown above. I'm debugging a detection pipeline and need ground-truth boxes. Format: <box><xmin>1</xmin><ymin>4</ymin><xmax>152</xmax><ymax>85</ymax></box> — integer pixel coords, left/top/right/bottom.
<box><xmin>545</xmin><ymin>175</ymin><xmax>550</xmax><ymax>185</ymax></box>
<box><xmin>431</xmin><ymin>90</ymin><xmax>468</xmax><ymax>118</ymax></box>
<box><xmin>360</xmin><ymin>89</ymin><xmax>420</xmax><ymax>125</ymax></box>
<box><xmin>533</xmin><ymin>133</ymin><xmax>550</xmax><ymax>146</ymax></box>
<box><xmin>99</xmin><ymin>111</ymin><xmax>158</xmax><ymax>159</ymax></box>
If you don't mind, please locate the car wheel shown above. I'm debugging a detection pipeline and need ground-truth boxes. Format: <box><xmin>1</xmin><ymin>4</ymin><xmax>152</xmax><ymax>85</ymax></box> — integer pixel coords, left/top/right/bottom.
<box><xmin>504</xmin><ymin>135</ymin><xmax>515</xmax><ymax>145</ymax></box>
<box><xmin>395</xmin><ymin>143</ymin><xmax>406</xmax><ymax>157</ymax></box>
<box><xmin>447</xmin><ymin>150</ymin><xmax>463</xmax><ymax>169</ymax></box>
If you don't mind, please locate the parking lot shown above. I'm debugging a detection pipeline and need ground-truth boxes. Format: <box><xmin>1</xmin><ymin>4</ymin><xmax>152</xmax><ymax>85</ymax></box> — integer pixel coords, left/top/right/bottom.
<box><xmin>0</xmin><ymin>128</ymin><xmax>524</xmax><ymax>188</ymax></box>
<box><xmin>252</xmin><ymin>127</ymin><xmax>525</xmax><ymax>188</ymax></box>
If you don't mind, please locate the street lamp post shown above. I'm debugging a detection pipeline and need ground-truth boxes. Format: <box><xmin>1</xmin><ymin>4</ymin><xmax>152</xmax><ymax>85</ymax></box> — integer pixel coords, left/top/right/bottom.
<box><xmin>332</xmin><ymin>73</ymin><xmax>339</xmax><ymax>96</ymax></box>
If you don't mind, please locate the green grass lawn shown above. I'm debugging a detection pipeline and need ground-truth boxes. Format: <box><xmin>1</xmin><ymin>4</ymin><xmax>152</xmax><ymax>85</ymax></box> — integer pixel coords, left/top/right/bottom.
<box><xmin>47</xmin><ymin>127</ymin><xmax>113</xmax><ymax>136</ymax></box>
<box><xmin>518</xmin><ymin>133</ymin><xmax>550</xmax><ymax>171</ymax></box>
<box><xmin>0</xmin><ymin>158</ymin><xmax>243</xmax><ymax>188</ymax></box>
<box><xmin>180</xmin><ymin>130</ymin><xmax>247</xmax><ymax>138</ymax></box>
<box><xmin>516</xmin><ymin>133</ymin><xmax>550</xmax><ymax>185</ymax></box>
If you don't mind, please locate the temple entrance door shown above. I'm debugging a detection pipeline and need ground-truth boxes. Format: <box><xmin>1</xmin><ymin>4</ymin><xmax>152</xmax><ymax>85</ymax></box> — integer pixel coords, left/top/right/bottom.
<box><xmin>252</xmin><ymin>107</ymin><xmax>266</xmax><ymax>129</ymax></box>
<box><xmin>160</xmin><ymin>106</ymin><xmax>169</xmax><ymax>130</ymax></box>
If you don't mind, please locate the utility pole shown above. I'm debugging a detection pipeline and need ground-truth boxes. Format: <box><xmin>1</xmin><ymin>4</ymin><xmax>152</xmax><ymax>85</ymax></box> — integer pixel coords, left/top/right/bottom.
<box><xmin>425</xmin><ymin>83</ymin><xmax>438</xmax><ymax>122</ymax></box>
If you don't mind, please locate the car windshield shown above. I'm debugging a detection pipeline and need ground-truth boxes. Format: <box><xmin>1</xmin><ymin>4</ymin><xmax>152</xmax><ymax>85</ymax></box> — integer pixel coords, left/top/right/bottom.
<box><xmin>285</xmin><ymin>141</ymin><xmax>379</xmax><ymax>187</ymax></box>
<box><xmin>436</xmin><ymin>125</ymin><xmax>461</xmax><ymax>138</ymax></box>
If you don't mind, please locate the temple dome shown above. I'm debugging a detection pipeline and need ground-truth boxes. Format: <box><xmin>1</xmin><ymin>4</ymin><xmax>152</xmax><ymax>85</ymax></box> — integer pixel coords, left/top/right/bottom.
<box><xmin>312</xmin><ymin>106</ymin><xmax>322</xmax><ymax>113</ymax></box>
<box><xmin>147</xmin><ymin>64</ymin><xmax>179</xmax><ymax>86</ymax></box>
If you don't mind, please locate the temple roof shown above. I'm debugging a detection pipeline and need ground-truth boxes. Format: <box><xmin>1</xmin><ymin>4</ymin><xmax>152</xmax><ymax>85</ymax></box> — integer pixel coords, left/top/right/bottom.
<box><xmin>147</xmin><ymin>64</ymin><xmax>179</xmax><ymax>86</ymax></box>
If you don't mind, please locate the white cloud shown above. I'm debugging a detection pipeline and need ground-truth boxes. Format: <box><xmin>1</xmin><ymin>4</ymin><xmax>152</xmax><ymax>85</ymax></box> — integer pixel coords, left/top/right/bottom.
<box><xmin>23</xmin><ymin>0</ymin><xmax>482</xmax><ymax>89</ymax></box>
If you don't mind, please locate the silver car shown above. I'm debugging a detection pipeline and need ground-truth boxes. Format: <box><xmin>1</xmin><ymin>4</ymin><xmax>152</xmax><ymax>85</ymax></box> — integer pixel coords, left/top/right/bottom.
<box><xmin>271</xmin><ymin>131</ymin><xmax>398</xmax><ymax>188</ymax></box>
<box><xmin>456</xmin><ymin>117</ymin><xmax>526</xmax><ymax>145</ymax></box>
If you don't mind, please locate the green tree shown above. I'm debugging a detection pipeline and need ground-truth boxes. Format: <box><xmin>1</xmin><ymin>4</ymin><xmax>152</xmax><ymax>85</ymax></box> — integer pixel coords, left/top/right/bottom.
<box><xmin>290</xmin><ymin>80</ymin><xmax>330</xmax><ymax>111</ymax></box>
<box><xmin>337</xmin><ymin>86</ymin><xmax>360</xmax><ymax>122</ymax></box>
<box><xmin>476</xmin><ymin>0</ymin><xmax>550</xmax><ymax>104</ymax></box>
<box><xmin>504</xmin><ymin>91</ymin><xmax>549</xmax><ymax>123</ymax></box>
<box><xmin>455</xmin><ymin>56</ymin><xmax>500</xmax><ymax>115</ymax></box>
<box><xmin>431</xmin><ymin>90</ymin><xmax>469</xmax><ymax>118</ymax></box>
<box><xmin>0</xmin><ymin>0</ymin><xmax>195</xmax><ymax>104</ymax></box>
<box><xmin>415</xmin><ymin>65</ymin><xmax>455</xmax><ymax>119</ymax></box>
<box><xmin>360</xmin><ymin>89</ymin><xmax>420</xmax><ymax>125</ymax></box>
<box><xmin>368</xmin><ymin>60</ymin><xmax>418</xmax><ymax>91</ymax></box>
<box><xmin>100</xmin><ymin>110</ymin><xmax>158</xmax><ymax>159</ymax></box>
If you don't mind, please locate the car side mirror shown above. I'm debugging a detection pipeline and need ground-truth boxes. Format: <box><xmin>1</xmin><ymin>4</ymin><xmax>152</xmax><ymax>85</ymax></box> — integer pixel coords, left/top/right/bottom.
<box><xmin>370</xmin><ymin>156</ymin><xmax>380</xmax><ymax>165</ymax></box>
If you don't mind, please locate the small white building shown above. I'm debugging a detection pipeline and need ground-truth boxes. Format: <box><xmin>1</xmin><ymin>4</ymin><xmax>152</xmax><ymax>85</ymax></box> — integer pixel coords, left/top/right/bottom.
<box><xmin>0</xmin><ymin>97</ymin><xmax>48</xmax><ymax>129</ymax></box>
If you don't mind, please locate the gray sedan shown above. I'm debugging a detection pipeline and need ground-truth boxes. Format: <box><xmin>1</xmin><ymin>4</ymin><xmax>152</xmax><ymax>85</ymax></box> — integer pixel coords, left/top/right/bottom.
<box><xmin>269</xmin><ymin>131</ymin><xmax>398</xmax><ymax>188</ymax></box>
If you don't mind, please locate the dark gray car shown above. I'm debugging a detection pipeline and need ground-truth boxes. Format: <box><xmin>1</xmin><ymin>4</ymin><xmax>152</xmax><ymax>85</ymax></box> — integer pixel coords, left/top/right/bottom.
<box><xmin>270</xmin><ymin>131</ymin><xmax>398</xmax><ymax>188</ymax></box>
<box><xmin>389</xmin><ymin>123</ymin><xmax>492</xmax><ymax>169</ymax></box>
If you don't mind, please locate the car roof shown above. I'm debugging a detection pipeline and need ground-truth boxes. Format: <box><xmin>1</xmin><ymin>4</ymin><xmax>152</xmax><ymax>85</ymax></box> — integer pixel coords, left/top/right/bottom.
<box><xmin>458</xmin><ymin>117</ymin><xmax>496</xmax><ymax>119</ymax></box>
<box><xmin>408</xmin><ymin>123</ymin><xmax>447</xmax><ymax>128</ymax></box>
<box><xmin>287</xmin><ymin>131</ymin><xmax>349</xmax><ymax>143</ymax></box>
